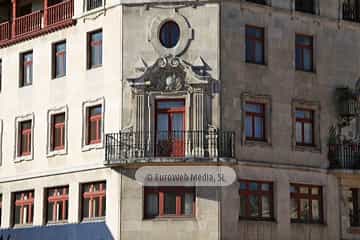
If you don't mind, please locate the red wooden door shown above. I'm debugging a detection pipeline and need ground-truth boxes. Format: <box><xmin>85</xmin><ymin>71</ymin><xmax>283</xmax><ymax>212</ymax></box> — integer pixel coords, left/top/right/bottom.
<box><xmin>156</xmin><ymin>100</ymin><xmax>185</xmax><ymax>157</ymax></box>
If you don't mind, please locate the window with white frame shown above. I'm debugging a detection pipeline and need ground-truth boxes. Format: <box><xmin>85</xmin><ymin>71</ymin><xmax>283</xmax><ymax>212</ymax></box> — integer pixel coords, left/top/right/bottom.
<box><xmin>82</xmin><ymin>98</ymin><xmax>105</xmax><ymax>150</ymax></box>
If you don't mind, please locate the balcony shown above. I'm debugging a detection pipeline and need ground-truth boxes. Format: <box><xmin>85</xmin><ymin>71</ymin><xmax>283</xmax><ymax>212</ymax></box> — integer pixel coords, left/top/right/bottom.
<box><xmin>0</xmin><ymin>0</ymin><xmax>75</xmax><ymax>47</ymax></box>
<box><xmin>343</xmin><ymin>0</ymin><xmax>360</xmax><ymax>23</ymax></box>
<box><xmin>105</xmin><ymin>130</ymin><xmax>236</xmax><ymax>165</ymax></box>
<box><xmin>328</xmin><ymin>143</ymin><xmax>360</xmax><ymax>169</ymax></box>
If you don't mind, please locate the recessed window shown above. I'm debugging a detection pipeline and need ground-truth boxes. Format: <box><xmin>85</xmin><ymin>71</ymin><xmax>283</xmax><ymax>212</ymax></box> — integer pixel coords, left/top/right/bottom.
<box><xmin>51</xmin><ymin>113</ymin><xmax>66</xmax><ymax>151</ymax></box>
<box><xmin>144</xmin><ymin>187</ymin><xmax>195</xmax><ymax>219</ymax></box>
<box><xmin>86</xmin><ymin>0</ymin><xmax>102</xmax><ymax>11</ymax></box>
<box><xmin>20</xmin><ymin>51</ymin><xmax>33</xmax><ymax>87</ymax></box>
<box><xmin>343</xmin><ymin>0</ymin><xmax>360</xmax><ymax>22</ymax></box>
<box><xmin>159</xmin><ymin>21</ymin><xmax>180</xmax><ymax>49</ymax></box>
<box><xmin>245</xmin><ymin>102</ymin><xmax>266</xmax><ymax>141</ymax></box>
<box><xmin>246</xmin><ymin>0</ymin><xmax>267</xmax><ymax>4</ymax></box>
<box><xmin>295</xmin><ymin>109</ymin><xmax>314</xmax><ymax>146</ymax></box>
<box><xmin>86</xmin><ymin>105</ymin><xmax>102</xmax><ymax>145</ymax></box>
<box><xmin>290</xmin><ymin>184</ymin><xmax>323</xmax><ymax>223</ymax></box>
<box><xmin>13</xmin><ymin>190</ymin><xmax>34</xmax><ymax>226</ymax></box>
<box><xmin>245</xmin><ymin>25</ymin><xmax>265</xmax><ymax>64</ymax></box>
<box><xmin>46</xmin><ymin>186</ymin><xmax>69</xmax><ymax>223</ymax></box>
<box><xmin>295</xmin><ymin>0</ymin><xmax>315</xmax><ymax>14</ymax></box>
<box><xmin>87</xmin><ymin>30</ymin><xmax>102</xmax><ymax>69</ymax></box>
<box><xmin>81</xmin><ymin>182</ymin><xmax>106</xmax><ymax>220</ymax></box>
<box><xmin>295</xmin><ymin>34</ymin><xmax>314</xmax><ymax>72</ymax></box>
<box><xmin>239</xmin><ymin>180</ymin><xmax>273</xmax><ymax>220</ymax></box>
<box><xmin>18</xmin><ymin>120</ymin><xmax>32</xmax><ymax>157</ymax></box>
<box><xmin>52</xmin><ymin>41</ymin><xmax>66</xmax><ymax>78</ymax></box>
<box><xmin>350</xmin><ymin>189</ymin><xmax>360</xmax><ymax>227</ymax></box>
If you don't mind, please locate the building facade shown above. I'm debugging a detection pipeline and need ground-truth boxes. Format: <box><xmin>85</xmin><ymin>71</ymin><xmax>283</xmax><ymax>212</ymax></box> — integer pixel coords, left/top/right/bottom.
<box><xmin>0</xmin><ymin>0</ymin><xmax>359</xmax><ymax>239</ymax></box>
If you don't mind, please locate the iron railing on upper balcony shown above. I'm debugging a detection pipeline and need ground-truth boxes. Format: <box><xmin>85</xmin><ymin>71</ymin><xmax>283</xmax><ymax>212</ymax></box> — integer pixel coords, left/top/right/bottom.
<box><xmin>87</xmin><ymin>0</ymin><xmax>103</xmax><ymax>11</ymax></box>
<box><xmin>328</xmin><ymin>143</ymin><xmax>360</xmax><ymax>169</ymax></box>
<box><xmin>343</xmin><ymin>0</ymin><xmax>360</xmax><ymax>22</ymax></box>
<box><xmin>105</xmin><ymin>130</ymin><xmax>236</xmax><ymax>165</ymax></box>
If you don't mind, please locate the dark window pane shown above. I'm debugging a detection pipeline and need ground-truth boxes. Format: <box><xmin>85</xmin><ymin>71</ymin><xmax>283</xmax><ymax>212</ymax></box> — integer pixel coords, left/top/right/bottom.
<box><xmin>164</xmin><ymin>192</ymin><xmax>177</xmax><ymax>215</ymax></box>
<box><xmin>87</xmin><ymin>0</ymin><xmax>102</xmax><ymax>11</ymax></box>
<box><xmin>160</xmin><ymin>21</ymin><xmax>180</xmax><ymax>48</ymax></box>
<box><xmin>249</xmin><ymin>195</ymin><xmax>259</xmax><ymax>217</ymax></box>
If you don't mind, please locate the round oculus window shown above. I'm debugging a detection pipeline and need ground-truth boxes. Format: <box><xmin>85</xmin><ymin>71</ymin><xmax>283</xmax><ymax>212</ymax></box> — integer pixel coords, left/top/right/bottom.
<box><xmin>159</xmin><ymin>21</ymin><xmax>180</xmax><ymax>49</ymax></box>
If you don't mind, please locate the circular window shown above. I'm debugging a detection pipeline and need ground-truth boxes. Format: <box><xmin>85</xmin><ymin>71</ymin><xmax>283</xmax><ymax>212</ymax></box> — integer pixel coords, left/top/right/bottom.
<box><xmin>159</xmin><ymin>21</ymin><xmax>180</xmax><ymax>49</ymax></box>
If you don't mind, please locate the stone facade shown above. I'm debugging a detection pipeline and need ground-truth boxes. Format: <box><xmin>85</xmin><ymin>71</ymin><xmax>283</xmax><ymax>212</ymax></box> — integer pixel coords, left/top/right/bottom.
<box><xmin>0</xmin><ymin>0</ymin><xmax>359</xmax><ymax>240</ymax></box>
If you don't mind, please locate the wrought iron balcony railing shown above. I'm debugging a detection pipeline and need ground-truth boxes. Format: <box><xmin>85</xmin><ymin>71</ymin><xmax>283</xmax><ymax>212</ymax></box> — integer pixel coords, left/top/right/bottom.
<box><xmin>105</xmin><ymin>130</ymin><xmax>236</xmax><ymax>165</ymax></box>
<box><xmin>343</xmin><ymin>0</ymin><xmax>360</xmax><ymax>22</ymax></box>
<box><xmin>328</xmin><ymin>143</ymin><xmax>360</xmax><ymax>169</ymax></box>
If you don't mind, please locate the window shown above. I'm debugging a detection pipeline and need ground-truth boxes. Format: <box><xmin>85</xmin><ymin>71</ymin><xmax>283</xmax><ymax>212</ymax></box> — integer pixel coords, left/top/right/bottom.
<box><xmin>144</xmin><ymin>187</ymin><xmax>195</xmax><ymax>219</ymax></box>
<box><xmin>46</xmin><ymin>186</ymin><xmax>68</xmax><ymax>223</ymax></box>
<box><xmin>295</xmin><ymin>0</ymin><xmax>315</xmax><ymax>14</ymax></box>
<box><xmin>295</xmin><ymin>34</ymin><xmax>314</xmax><ymax>72</ymax></box>
<box><xmin>86</xmin><ymin>0</ymin><xmax>102</xmax><ymax>11</ymax></box>
<box><xmin>20</xmin><ymin>51</ymin><xmax>33</xmax><ymax>87</ymax></box>
<box><xmin>81</xmin><ymin>182</ymin><xmax>106</xmax><ymax>220</ymax></box>
<box><xmin>350</xmin><ymin>189</ymin><xmax>360</xmax><ymax>227</ymax></box>
<box><xmin>52</xmin><ymin>41</ymin><xmax>66</xmax><ymax>78</ymax></box>
<box><xmin>295</xmin><ymin>109</ymin><xmax>314</xmax><ymax>146</ymax></box>
<box><xmin>245</xmin><ymin>102</ymin><xmax>266</xmax><ymax>141</ymax></box>
<box><xmin>245</xmin><ymin>26</ymin><xmax>265</xmax><ymax>64</ymax></box>
<box><xmin>239</xmin><ymin>180</ymin><xmax>273</xmax><ymax>220</ymax></box>
<box><xmin>343</xmin><ymin>0</ymin><xmax>360</xmax><ymax>22</ymax></box>
<box><xmin>13</xmin><ymin>191</ymin><xmax>34</xmax><ymax>225</ymax></box>
<box><xmin>18</xmin><ymin>120</ymin><xmax>32</xmax><ymax>156</ymax></box>
<box><xmin>0</xmin><ymin>194</ymin><xmax>2</xmax><ymax>227</ymax></box>
<box><xmin>87</xmin><ymin>30</ymin><xmax>102</xmax><ymax>69</ymax></box>
<box><xmin>159</xmin><ymin>21</ymin><xmax>180</xmax><ymax>49</ymax></box>
<box><xmin>290</xmin><ymin>184</ymin><xmax>323</xmax><ymax>223</ymax></box>
<box><xmin>51</xmin><ymin>113</ymin><xmax>65</xmax><ymax>151</ymax></box>
<box><xmin>87</xmin><ymin>105</ymin><xmax>102</xmax><ymax>145</ymax></box>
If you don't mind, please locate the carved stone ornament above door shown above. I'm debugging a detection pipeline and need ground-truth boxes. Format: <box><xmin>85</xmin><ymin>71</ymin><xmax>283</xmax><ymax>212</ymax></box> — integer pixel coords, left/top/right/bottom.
<box><xmin>127</xmin><ymin>55</ymin><xmax>210</xmax><ymax>93</ymax></box>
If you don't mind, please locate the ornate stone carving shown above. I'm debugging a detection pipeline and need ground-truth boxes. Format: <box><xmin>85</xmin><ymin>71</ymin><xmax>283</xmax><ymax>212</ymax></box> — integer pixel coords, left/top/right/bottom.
<box><xmin>127</xmin><ymin>55</ymin><xmax>210</xmax><ymax>93</ymax></box>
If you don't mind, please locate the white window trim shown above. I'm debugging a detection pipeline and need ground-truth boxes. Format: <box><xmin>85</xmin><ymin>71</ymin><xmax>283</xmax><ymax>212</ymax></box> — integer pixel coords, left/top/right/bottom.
<box><xmin>82</xmin><ymin>97</ymin><xmax>105</xmax><ymax>152</ymax></box>
<box><xmin>292</xmin><ymin>99</ymin><xmax>321</xmax><ymax>152</ymax></box>
<box><xmin>47</xmin><ymin>105</ymin><xmax>69</xmax><ymax>157</ymax></box>
<box><xmin>14</xmin><ymin>113</ymin><xmax>34</xmax><ymax>162</ymax></box>
<box><xmin>241</xmin><ymin>93</ymin><xmax>272</xmax><ymax>146</ymax></box>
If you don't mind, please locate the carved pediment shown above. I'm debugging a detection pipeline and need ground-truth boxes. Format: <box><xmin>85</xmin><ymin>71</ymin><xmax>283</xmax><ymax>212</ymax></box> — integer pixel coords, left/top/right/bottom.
<box><xmin>127</xmin><ymin>55</ymin><xmax>210</xmax><ymax>92</ymax></box>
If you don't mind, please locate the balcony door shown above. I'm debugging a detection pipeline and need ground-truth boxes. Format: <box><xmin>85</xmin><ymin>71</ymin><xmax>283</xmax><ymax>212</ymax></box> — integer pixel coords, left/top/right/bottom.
<box><xmin>156</xmin><ymin>99</ymin><xmax>185</xmax><ymax>157</ymax></box>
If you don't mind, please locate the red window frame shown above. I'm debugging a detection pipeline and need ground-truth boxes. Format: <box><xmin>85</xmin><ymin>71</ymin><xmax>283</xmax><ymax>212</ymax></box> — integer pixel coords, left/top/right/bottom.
<box><xmin>51</xmin><ymin>113</ymin><xmax>65</xmax><ymax>151</ymax></box>
<box><xmin>81</xmin><ymin>182</ymin><xmax>106</xmax><ymax>220</ymax></box>
<box><xmin>245</xmin><ymin>102</ymin><xmax>266</xmax><ymax>141</ymax></box>
<box><xmin>245</xmin><ymin>25</ymin><xmax>265</xmax><ymax>64</ymax></box>
<box><xmin>239</xmin><ymin>180</ymin><xmax>274</xmax><ymax>220</ymax></box>
<box><xmin>144</xmin><ymin>187</ymin><xmax>195</xmax><ymax>219</ymax></box>
<box><xmin>295</xmin><ymin>34</ymin><xmax>313</xmax><ymax>71</ymax></box>
<box><xmin>155</xmin><ymin>99</ymin><xmax>186</xmax><ymax>157</ymax></box>
<box><xmin>87</xmin><ymin>30</ymin><xmax>103</xmax><ymax>69</ymax></box>
<box><xmin>19</xmin><ymin>120</ymin><xmax>32</xmax><ymax>156</ymax></box>
<box><xmin>21</xmin><ymin>51</ymin><xmax>33</xmax><ymax>87</ymax></box>
<box><xmin>13</xmin><ymin>191</ymin><xmax>34</xmax><ymax>225</ymax></box>
<box><xmin>87</xmin><ymin>105</ymin><xmax>102</xmax><ymax>145</ymax></box>
<box><xmin>46</xmin><ymin>186</ymin><xmax>69</xmax><ymax>223</ymax></box>
<box><xmin>290</xmin><ymin>183</ymin><xmax>323</xmax><ymax>224</ymax></box>
<box><xmin>295</xmin><ymin>108</ymin><xmax>314</xmax><ymax>146</ymax></box>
